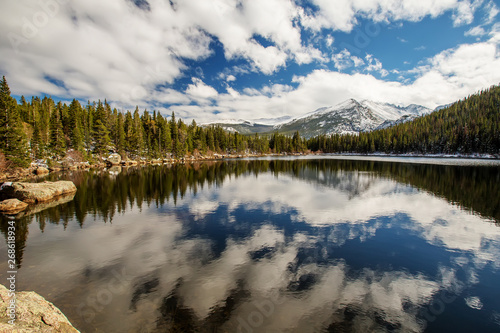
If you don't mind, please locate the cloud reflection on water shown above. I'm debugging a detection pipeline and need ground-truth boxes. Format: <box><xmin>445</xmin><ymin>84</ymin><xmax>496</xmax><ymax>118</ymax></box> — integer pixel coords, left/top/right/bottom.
<box><xmin>4</xmin><ymin>165</ymin><xmax>500</xmax><ymax>332</ymax></box>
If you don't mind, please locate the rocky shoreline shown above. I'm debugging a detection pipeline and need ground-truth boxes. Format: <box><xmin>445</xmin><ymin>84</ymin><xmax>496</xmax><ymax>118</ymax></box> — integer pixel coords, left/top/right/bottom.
<box><xmin>0</xmin><ymin>152</ymin><xmax>310</xmax><ymax>183</ymax></box>
<box><xmin>3</xmin><ymin>151</ymin><xmax>496</xmax><ymax>183</ymax></box>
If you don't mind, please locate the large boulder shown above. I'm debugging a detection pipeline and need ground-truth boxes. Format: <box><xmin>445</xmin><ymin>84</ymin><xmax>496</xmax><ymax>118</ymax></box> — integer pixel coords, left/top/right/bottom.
<box><xmin>0</xmin><ymin>284</ymin><xmax>79</xmax><ymax>332</ymax></box>
<box><xmin>35</xmin><ymin>167</ymin><xmax>49</xmax><ymax>175</ymax></box>
<box><xmin>0</xmin><ymin>199</ymin><xmax>28</xmax><ymax>213</ymax></box>
<box><xmin>107</xmin><ymin>153</ymin><xmax>122</xmax><ymax>166</ymax></box>
<box><xmin>0</xmin><ymin>181</ymin><xmax>77</xmax><ymax>204</ymax></box>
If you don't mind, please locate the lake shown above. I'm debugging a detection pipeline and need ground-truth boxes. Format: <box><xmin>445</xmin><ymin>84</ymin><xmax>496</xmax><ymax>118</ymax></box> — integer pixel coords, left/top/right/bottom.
<box><xmin>1</xmin><ymin>156</ymin><xmax>500</xmax><ymax>332</ymax></box>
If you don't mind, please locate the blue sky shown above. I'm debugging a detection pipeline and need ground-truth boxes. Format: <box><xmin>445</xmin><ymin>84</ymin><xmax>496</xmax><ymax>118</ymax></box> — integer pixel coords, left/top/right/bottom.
<box><xmin>0</xmin><ymin>0</ymin><xmax>499</xmax><ymax>122</ymax></box>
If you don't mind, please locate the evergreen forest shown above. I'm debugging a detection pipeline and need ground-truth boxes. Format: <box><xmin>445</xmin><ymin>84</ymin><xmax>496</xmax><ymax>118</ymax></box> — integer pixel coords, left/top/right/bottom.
<box><xmin>0</xmin><ymin>75</ymin><xmax>498</xmax><ymax>168</ymax></box>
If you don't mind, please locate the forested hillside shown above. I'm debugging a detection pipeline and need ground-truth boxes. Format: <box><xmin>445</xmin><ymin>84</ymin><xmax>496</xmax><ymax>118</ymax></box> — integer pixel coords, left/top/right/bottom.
<box><xmin>308</xmin><ymin>85</ymin><xmax>500</xmax><ymax>155</ymax></box>
<box><xmin>0</xmin><ymin>76</ymin><xmax>306</xmax><ymax>168</ymax></box>
<box><xmin>0</xmin><ymin>75</ymin><xmax>499</xmax><ymax>169</ymax></box>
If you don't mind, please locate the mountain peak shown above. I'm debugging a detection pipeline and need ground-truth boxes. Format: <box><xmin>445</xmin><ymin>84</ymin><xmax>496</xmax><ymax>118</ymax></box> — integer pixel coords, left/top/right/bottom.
<box><xmin>336</xmin><ymin>98</ymin><xmax>361</xmax><ymax>109</ymax></box>
<box><xmin>202</xmin><ymin>98</ymin><xmax>432</xmax><ymax>138</ymax></box>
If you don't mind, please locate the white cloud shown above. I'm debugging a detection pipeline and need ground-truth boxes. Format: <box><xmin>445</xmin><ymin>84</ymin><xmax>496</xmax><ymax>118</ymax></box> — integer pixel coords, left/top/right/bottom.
<box><xmin>484</xmin><ymin>1</ymin><xmax>499</xmax><ymax>24</ymax></box>
<box><xmin>465</xmin><ymin>26</ymin><xmax>487</xmax><ymax>36</ymax></box>
<box><xmin>489</xmin><ymin>23</ymin><xmax>500</xmax><ymax>43</ymax></box>
<box><xmin>325</xmin><ymin>35</ymin><xmax>335</xmax><ymax>47</ymax></box>
<box><xmin>188</xmin><ymin>31</ymin><xmax>500</xmax><ymax>123</ymax></box>
<box><xmin>452</xmin><ymin>0</ymin><xmax>484</xmax><ymax>26</ymax></box>
<box><xmin>150</xmin><ymin>87</ymin><xmax>191</xmax><ymax>105</ymax></box>
<box><xmin>0</xmin><ymin>0</ymin><xmax>497</xmax><ymax>122</ymax></box>
<box><xmin>306</xmin><ymin>0</ymin><xmax>465</xmax><ymax>32</ymax></box>
<box><xmin>0</xmin><ymin>0</ymin><xmax>212</xmax><ymax>105</ymax></box>
<box><xmin>364</xmin><ymin>54</ymin><xmax>388</xmax><ymax>77</ymax></box>
<box><xmin>352</xmin><ymin>55</ymin><xmax>365</xmax><ymax>67</ymax></box>
<box><xmin>186</xmin><ymin>78</ymin><xmax>218</xmax><ymax>100</ymax></box>
<box><xmin>0</xmin><ymin>0</ymin><xmax>317</xmax><ymax>101</ymax></box>
<box><xmin>332</xmin><ymin>49</ymin><xmax>365</xmax><ymax>71</ymax></box>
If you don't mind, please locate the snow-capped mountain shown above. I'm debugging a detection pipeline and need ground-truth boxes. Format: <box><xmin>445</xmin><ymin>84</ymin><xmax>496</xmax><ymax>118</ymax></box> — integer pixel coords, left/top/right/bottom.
<box><xmin>271</xmin><ymin>99</ymin><xmax>432</xmax><ymax>137</ymax></box>
<box><xmin>202</xmin><ymin>99</ymin><xmax>433</xmax><ymax>138</ymax></box>
<box><xmin>202</xmin><ymin>119</ymin><xmax>274</xmax><ymax>134</ymax></box>
<box><xmin>251</xmin><ymin>115</ymin><xmax>293</xmax><ymax>125</ymax></box>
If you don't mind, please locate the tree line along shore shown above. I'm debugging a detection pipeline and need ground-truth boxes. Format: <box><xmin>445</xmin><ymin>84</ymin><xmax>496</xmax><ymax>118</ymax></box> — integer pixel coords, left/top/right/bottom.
<box><xmin>0</xmin><ymin>75</ymin><xmax>499</xmax><ymax>180</ymax></box>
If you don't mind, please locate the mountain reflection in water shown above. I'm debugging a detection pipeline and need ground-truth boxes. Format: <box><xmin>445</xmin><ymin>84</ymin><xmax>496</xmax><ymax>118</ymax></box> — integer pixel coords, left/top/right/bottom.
<box><xmin>0</xmin><ymin>158</ymin><xmax>499</xmax><ymax>333</ymax></box>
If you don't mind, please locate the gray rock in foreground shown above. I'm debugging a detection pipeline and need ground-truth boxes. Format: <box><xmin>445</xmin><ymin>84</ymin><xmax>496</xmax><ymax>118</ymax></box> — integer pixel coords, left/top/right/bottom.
<box><xmin>0</xmin><ymin>283</ymin><xmax>80</xmax><ymax>332</ymax></box>
<box><xmin>0</xmin><ymin>181</ymin><xmax>77</xmax><ymax>204</ymax></box>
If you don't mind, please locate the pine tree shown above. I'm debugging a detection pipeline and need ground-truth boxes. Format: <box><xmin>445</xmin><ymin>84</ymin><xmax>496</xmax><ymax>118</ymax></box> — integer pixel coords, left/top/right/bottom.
<box><xmin>176</xmin><ymin>119</ymin><xmax>188</xmax><ymax>157</ymax></box>
<box><xmin>0</xmin><ymin>76</ymin><xmax>29</xmax><ymax>166</ymax></box>
<box><xmin>124</xmin><ymin>111</ymin><xmax>133</xmax><ymax>153</ymax></box>
<box><xmin>206</xmin><ymin>127</ymin><xmax>215</xmax><ymax>152</ymax></box>
<box><xmin>69</xmin><ymin>99</ymin><xmax>84</xmax><ymax>152</ymax></box>
<box><xmin>84</xmin><ymin>101</ymin><xmax>94</xmax><ymax>153</ymax></box>
<box><xmin>129</xmin><ymin>107</ymin><xmax>145</xmax><ymax>156</ymax></box>
<box><xmin>170</xmin><ymin>112</ymin><xmax>179</xmax><ymax>157</ymax></box>
<box><xmin>93</xmin><ymin>101</ymin><xmax>111</xmax><ymax>156</ymax></box>
<box><xmin>115</xmin><ymin>112</ymin><xmax>126</xmax><ymax>154</ymax></box>
<box><xmin>40</xmin><ymin>97</ymin><xmax>54</xmax><ymax>149</ymax></box>
<box><xmin>49</xmin><ymin>102</ymin><xmax>66</xmax><ymax>157</ymax></box>
<box><xmin>292</xmin><ymin>130</ymin><xmax>302</xmax><ymax>152</ymax></box>
<box><xmin>142</xmin><ymin>110</ymin><xmax>154</xmax><ymax>157</ymax></box>
<box><xmin>93</xmin><ymin>119</ymin><xmax>111</xmax><ymax>156</ymax></box>
<box><xmin>157</xmin><ymin>114</ymin><xmax>171</xmax><ymax>156</ymax></box>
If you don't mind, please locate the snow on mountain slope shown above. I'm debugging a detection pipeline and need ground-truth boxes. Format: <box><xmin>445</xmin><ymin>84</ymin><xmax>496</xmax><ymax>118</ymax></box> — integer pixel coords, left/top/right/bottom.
<box><xmin>202</xmin><ymin>115</ymin><xmax>292</xmax><ymax>127</ymax></box>
<box><xmin>251</xmin><ymin>115</ymin><xmax>293</xmax><ymax>125</ymax></box>
<box><xmin>202</xmin><ymin>119</ymin><xmax>250</xmax><ymax>125</ymax></box>
<box><xmin>360</xmin><ymin>100</ymin><xmax>432</xmax><ymax>120</ymax></box>
<box><xmin>202</xmin><ymin>99</ymin><xmax>432</xmax><ymax>138</ymax></box>
<box><xmin>273</xmin><ymin>99</ymin><xmax>391</xmax><ymax>137</ymax></box>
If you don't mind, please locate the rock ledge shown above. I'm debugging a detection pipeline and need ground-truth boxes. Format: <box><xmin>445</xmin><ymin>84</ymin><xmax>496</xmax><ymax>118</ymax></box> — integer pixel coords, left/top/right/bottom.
<box><xmin>0</xmin><ymin>181</ymin><xmax>77</xmax><ymax>204</ymax></box>
<box><xmin>0</xmin><ymin>284</ymin><xmax>79</xmax><ymax>332</ymax></box>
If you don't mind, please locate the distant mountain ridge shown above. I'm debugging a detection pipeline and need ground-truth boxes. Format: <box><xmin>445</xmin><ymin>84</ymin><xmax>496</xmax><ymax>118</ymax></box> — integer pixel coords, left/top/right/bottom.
<box><xmin>203</xmin><ymin>99</ymin><xmax>433</xmax><ymax>138</ymax></box>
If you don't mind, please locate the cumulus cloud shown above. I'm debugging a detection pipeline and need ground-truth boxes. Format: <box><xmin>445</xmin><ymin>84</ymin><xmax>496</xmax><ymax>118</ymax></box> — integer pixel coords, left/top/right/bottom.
<box><xmin>364</xmin><ymin>54</ymin><xmax>389</xmax><ymax>77</ymax></box>
<box><xmin>332</xmin><ymin>49</ymin><xmax>365</xmax><ymax>71</ymax></box>
<box><xmin>186</xmin><ymin>78</ymin><xmax>218</xmax><ymax>100</ymax></box>
<box><xmin>452</xmin><ymin>0</ymin><xmax>483</xmax><ymax>26</ymax></box>
<box><xmin>0</xmin><ymin>0</ymin><xmax>212</xmax><ymax>104</ymax></box>
<box><xmin>305</xmin><ymin>0</ymin><xmax>468</xmax><ymax>32</ymax></box>
<box><xmin>187</xmin><ymin>31</ymin><xmax>500</xmax><ymax>123</ymax></box>
<box><xmin>0</xmin><ymin>0</ymin><xmax>497</xmax><ymax>122</ymax></box>
<box><xmin>0</xmin><ymin>0</ymin><xmax>328</xmax><ymax>103</ymax></box>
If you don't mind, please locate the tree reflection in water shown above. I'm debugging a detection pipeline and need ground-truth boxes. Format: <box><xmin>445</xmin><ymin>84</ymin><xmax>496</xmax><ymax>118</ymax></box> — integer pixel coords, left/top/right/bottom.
<box><xmin>0</xmin><ymin>158</ymin><xmax>499</xmax><ymax>332</ymax></box>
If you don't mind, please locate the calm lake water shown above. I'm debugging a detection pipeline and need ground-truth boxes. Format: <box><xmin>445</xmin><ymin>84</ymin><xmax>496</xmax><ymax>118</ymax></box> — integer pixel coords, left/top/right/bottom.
<box><xmin>1</xmin><ymin>157</ymin><xmax>500</xmax><ymax>332</ymax></box>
